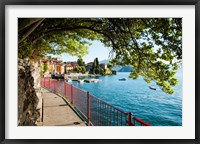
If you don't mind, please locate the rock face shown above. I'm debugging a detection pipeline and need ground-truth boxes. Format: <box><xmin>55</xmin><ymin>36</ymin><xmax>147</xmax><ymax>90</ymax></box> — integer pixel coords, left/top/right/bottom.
<box><xmin>18</xmin><ymin>58</ymin><xmax>42</xmax><ymax>126</ymax></box>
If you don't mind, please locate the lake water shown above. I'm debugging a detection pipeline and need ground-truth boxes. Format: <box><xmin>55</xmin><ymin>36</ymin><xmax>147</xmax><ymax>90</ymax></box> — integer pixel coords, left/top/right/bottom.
<box><xmin>70</xmin><ymin>69</ymin><xmax>182</xmax><ymax>126</ymax></box>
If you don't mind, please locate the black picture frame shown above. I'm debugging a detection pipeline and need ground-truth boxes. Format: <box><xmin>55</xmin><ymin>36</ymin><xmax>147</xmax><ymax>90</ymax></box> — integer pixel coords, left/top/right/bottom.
<box><xmin>1</xmin><ymin>0</ymin><xmax>199</xmax><ymax>144</ymax></box>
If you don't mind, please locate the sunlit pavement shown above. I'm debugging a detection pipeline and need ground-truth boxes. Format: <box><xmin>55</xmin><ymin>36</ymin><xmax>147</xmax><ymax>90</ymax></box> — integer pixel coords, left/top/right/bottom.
<box><xmin>41</xmin><ymin>88</ymin><xmax>86</xmax><ymax>126</ymax></box>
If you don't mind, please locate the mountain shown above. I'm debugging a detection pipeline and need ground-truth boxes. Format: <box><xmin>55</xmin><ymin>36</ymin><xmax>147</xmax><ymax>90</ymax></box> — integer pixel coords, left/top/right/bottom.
<box><xmin>99</xmin><ymin>59</ymin><xmax>109</xmax><ymax>64</ymax></box>
<box><xmin>112</xmin><ymin>65</ymin><xmax>123</xmax><ymax>71</ymax></box>
<box><xmin>118</xmin><ymin>66</ymin><xmax>133</xmax><ymax>72</ymax></box>
<box><xmin>99</xmin><ymin>59</ymin><xmax>132</xmax><ymax>72</ymax></box>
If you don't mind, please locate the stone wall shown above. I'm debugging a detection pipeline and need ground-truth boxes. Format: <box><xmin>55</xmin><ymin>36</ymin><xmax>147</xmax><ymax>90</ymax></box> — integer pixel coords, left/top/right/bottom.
<box><xmin>18</xmin><ymin>58</ymin><xmax>42</xmax><ymax>126</ymax></box>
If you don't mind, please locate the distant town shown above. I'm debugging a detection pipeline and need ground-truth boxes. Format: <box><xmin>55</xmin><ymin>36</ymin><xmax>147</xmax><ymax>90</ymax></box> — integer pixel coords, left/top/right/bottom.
<box><xmin>41</xmin><ymin>57</ymin><xmax>117</xmax><ymax>79</ymax></box>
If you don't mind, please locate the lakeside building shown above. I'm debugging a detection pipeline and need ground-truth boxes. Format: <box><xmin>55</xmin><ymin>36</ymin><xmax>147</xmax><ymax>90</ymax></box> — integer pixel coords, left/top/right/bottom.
<box><xmin>41</xmin><ymin>57</ymin><xmax>110</xmax><ymax>76</ymax></box>
<box><xmin>70</xmin><ymin>61</ymin><xmax>79</xmax><ymax>69</ymax></box>
<box><xmin>86</xmin><ymin>62</ymin><xmax>93</xmax><ymax>71</ymax></box>
<box><xmin>85</xmin><ymin>62</ymin><xmax>108</xmax><ymax>72</ymax></box>
<box><xmin>41</xmin><ymin>58</ymin><xmax>79</xmax><ymax>75</ymax></box>
<box><xmin>100</xmin><ymin>63</ymin><xmax>107</xmax><ymax>69</ymax></box>
<box><xmin>41</xmin><ymin>58</ymin><xmax>64</xmax><ymax>74</ymax></box>
<box><xmin>65</xmin><ymin>62</ymin><xmax>73</xmax><ymax>72</ymax></box>
<box><xmin>65</xmin><ymin>62</ymin><xmax>79</xmax><ymax>73</ymax></box>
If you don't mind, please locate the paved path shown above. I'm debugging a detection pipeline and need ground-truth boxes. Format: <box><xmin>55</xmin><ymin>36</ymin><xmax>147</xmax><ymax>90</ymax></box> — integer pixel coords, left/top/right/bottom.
<box><xmin>42</xmin><ymin>88</ymin><xmax>86</xmax><ymax>126</ymax></box>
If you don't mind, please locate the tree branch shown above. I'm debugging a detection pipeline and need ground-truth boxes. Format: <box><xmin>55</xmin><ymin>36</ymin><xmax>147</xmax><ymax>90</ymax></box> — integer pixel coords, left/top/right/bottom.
<box><xmin>30</xmin><ymin>25</ymin><xmax>119</xmax><ymax>51</ymax></box>
<box><xmin>18</xmin><ymin>18</ymin><xmax>45</xmax><ymax>32</ymax></box>
<box><xmin>18</xmin><ymin>18</ymin><xmax>45</xmax><ymax>44</ymax></box>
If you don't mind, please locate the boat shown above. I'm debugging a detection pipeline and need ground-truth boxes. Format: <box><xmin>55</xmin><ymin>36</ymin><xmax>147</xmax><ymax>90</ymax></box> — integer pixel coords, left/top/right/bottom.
<box><xmin>66</xmin><ymin>79</ymin><xmax>72</xmax><ymax>82</ymax></box>
<box><xmin>78</xmin><ymin>79</ymin><xmax>84</xmax><ymax>83</ymax></box>
<box><xmin>119</xmin><ymin>78</ymin><xmax>126</xmax><ymax>81</ymax></box>
<box><xmin>149</xmin><ymin>86</ymin><xmax>156</xmax><ymax>90</ymax></box>
<box><xmin>84</xmin><ymin>79</ymin><xmax>99</xmax><ymax>83</ymax></box>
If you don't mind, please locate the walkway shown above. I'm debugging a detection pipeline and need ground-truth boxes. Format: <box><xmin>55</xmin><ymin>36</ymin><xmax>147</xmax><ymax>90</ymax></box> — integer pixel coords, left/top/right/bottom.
<box><xmin>41</xmin><ymin>88</ymin><xmax>86</xmax><ymax>126</ymax></box>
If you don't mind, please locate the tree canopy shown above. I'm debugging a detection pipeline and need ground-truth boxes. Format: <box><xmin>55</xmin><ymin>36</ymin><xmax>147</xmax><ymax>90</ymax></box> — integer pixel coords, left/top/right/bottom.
<box><xmin>92</xmin><ymin>57</ymin><xmax>100</xmax><ymax>74</ymax></box>
<box><xmin>18</xmin><ymin>18</ymin><xmax>182</xmax><ymax>94</ymax></box>
<box><xmin>77</xmin><ymin>58</ymin><xmax>85</xmax><ymax>66</ymax></box>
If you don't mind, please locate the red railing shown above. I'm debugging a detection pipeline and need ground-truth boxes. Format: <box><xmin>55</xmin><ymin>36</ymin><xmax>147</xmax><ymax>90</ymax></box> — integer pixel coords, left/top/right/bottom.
<box><xmin>41</xmin><ymin>78</ymin><xmax>151</xmax><ymax>126</ymax></box>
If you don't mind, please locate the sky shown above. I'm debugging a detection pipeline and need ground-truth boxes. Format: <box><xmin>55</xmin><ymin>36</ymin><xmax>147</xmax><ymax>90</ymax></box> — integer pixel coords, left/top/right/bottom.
<box><xmin>61</xmin><ymin>40</ymin><xmax>111</xmax><ymax>63</ymax></box>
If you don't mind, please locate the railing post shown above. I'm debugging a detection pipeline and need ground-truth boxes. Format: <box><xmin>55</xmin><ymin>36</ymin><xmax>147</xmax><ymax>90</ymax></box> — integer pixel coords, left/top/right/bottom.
<box><xmin>133</xmin><ymin>117</ymin><xmax>136</xmax><ymax>126</ymax></box>
<box><xmin>87</xmin><ymin>91</ymin><xmax>90</xmax><ymax>126</ymax></box>
<box><xmin>45</xmin><ymin>78</ymin><xmax>47</xmax><ymax>88</ymax></box>
<box><xmin>64</xmin><ymin>82</ymin><xmax>66</xmax><ymax>97</ymax></box>
<box><xmin>49</xmin><ymin>78</ymin><xmax>50</xmax><ymax>89</ymax></box>
<box><xmin>53</xmin><ymin>79</ymin><xmax>55</xmax><ymax>92</ymax></box>
<box><xmin>71</xmin><ymin>84</ymin><xmax>73</xmax><ymax>104</ymax></box>
<box><xmin>110</xmin><ymin>107</ymin><xmax>112</xmax><ymax>126</ymax></box>
<box><xmin>128</xmin><ymin>112</ymin><xmax>133</xmax><ymax>126</ymax></box>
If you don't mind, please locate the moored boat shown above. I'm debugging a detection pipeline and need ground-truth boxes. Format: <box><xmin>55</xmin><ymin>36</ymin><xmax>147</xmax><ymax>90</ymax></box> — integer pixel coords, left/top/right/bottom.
<box><xmin>149</xmin><ymin>86</ymin><xmax>156</xmax><ymax>90</ymax></box>
<box><xmin>119</xmin><ymin>78</ymin><xmax>126</xmax><ymax>81</ymax></box>
<box><xmin>66</xmin><ymin>79</ymin><xmax>72</xmax><ymax>82</ymax></box>
<box><xmin>84</xmin><ymin>79</ymin><xmax>99</xmax><ymax>83</ymax></box>
<box><xmin>78</xmin><ymin>79</ymin><xmax>84</xmax><ymax>83</ymax></box>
